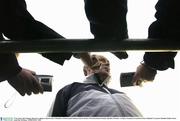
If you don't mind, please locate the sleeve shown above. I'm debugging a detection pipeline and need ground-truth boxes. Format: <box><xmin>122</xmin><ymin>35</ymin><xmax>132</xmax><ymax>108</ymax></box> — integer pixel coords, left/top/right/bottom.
<box><xmin>0</xmin><ymin>53</ymin><xmax>22</xmax><ymax>82</ymax></box>
<box><xmin>154</xmin><ymin>0</ymin><xmax>179</xmax><ymax>23</ymax></box>
<box><xmin>51</xmin><ymin>84</ymin><xmax>73</xmax><ymax>117</ymax></box>
<box><xmin>143</xmin><ymin>52</ymin><xmax>177</xmax><ymax>71</ymax></box>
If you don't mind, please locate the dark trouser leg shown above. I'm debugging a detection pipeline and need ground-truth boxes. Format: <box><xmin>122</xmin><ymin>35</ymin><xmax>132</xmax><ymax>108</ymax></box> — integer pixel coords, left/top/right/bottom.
<box><xmin>84</xmin><ymin>0</ymin><xmax>128</xmax><ymax>39</ymax></box>
<box><xmin>84</xmin><ymin>0</ymin><xmax>128</xmax><ymax>59</ymax></box>
<box><xmin>2</xmin><ymin>0</ymin><xmax>72</xmax><ymax>65</ymax></box>
<box><xmin>144</xmin><ymin>0</ymin><xmax>178</xmax><ymax>70</ymax></box>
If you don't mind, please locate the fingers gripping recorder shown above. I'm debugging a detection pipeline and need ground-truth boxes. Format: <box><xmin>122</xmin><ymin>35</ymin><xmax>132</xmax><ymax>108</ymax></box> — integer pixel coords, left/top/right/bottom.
<box><xmin>36</xmin><ymin>75</ymin><xmax>53</xmax><ymax>91</ymax></box>
<box><xmin>120</xmin><ymin>62</ymin><xmax>157</xmax><ymax>87</ymax></box>
<box><xmin>120</xmin><ymin>72</ymin><xmax>136</xmax><ymax>87</ymax></box>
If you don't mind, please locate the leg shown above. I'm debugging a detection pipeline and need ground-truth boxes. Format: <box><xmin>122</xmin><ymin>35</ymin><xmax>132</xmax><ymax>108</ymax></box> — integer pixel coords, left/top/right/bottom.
<box><xmin>84</xmin><ymin>0</ymin><xmax>128</xmax><ymax>59</ymax></box>
<box><xmin>84</xmin><ymin>0</ymin><xmax>128</xmax><ymax>39</ymax></box>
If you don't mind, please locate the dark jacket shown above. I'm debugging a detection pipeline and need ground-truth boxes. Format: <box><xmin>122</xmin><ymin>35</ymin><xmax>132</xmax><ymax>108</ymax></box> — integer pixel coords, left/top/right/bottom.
<box><xmin>144</xmin><ymin>52</ymin><xmax>177</xmax><ymax>71</ymax></box>
<box><xmin>0</xmin><ymin>53</ymin><xmax>22</xmax><ymax>82</ymax></box>
<box><xmin>0</xmin><ymin>0</ymin><xmax>33</xmax><ymax>82</ymax></box>
<box><xmin>0</xmin><ymin>0</ymin><xmax>72</xmax><ymax>82</ymax></box>
<box><xmin>145</xmin><ymin>0</ymin><xmax>179</xmax><ymax>70</ymax></box>
<box><xmin>0</xmin><ymin>33</ymin><xmax>22</xmax><ymax>82</ymax></box>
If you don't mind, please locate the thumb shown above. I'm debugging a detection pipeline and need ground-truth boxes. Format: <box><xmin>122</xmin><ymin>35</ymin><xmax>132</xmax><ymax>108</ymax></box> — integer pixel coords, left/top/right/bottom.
<box><xmin>23</xmin><ymin>68</ymin><xmax>36</xmax><ymax>75</ymax></box>
<box><xmin>132</xmin><ymin>72</ymin><xmax>141</xmax><ymax>86</ymax></box>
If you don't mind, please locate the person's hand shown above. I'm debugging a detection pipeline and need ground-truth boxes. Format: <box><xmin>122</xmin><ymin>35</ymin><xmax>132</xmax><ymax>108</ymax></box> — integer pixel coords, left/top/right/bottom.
<box><xmin>7</xmin><ymin>68</ymin><xmax>43</xmax><ymax>96</ymax></box>
<box><xmin>132</xmin><ymin>63</ymin><xmax>157</xmax><ymax>86</ymax></box>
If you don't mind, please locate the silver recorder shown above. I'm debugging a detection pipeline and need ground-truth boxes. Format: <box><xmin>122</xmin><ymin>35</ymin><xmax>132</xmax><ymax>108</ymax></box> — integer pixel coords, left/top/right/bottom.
<box><xmin>36</xmin><ymin>75</ymin><xmax>53</xmax><ymax>92</ymax></box>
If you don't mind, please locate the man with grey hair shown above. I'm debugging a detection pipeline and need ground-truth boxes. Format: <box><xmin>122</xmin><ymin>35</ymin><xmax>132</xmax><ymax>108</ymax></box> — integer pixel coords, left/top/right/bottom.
<box><xmin>49</xmin><ymin>54</ymin><xmax>142</xmax><ymax>117</ymax></box>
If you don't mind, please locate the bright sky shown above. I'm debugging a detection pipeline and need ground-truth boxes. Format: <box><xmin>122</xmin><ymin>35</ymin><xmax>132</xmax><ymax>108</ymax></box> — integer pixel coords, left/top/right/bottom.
<box><xmin>0</xmin><ymin>0</ymin><xmax>180</xmax><ymax>119</ymax></box>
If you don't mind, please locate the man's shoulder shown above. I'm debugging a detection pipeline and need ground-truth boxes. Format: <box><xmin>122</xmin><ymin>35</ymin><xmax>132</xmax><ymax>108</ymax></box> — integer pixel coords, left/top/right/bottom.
<box><xmin>107</xmin><ymin>87</ymin><xmax>125</xmax><ymax>94</ymax></box>
<box><xmin>60</xmin><ymin>82</ymin><xmax>87</xmax><ymax>92</ymax></box>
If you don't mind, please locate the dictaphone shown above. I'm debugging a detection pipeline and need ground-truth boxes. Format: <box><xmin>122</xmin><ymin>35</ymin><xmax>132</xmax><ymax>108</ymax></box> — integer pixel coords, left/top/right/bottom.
<box><xmin>120</xmin><ymin>72</ymin><xmax>135</xmax><ymax>87</ymax></box>
<box><xmin>36</xmin><ymin>75</ymin><xmax>53</xmax><ymax>91</ymax></box>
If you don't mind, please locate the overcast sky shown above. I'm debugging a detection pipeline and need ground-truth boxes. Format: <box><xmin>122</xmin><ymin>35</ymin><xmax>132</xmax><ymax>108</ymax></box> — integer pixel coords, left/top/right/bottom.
<box><xmin>0</xmin><ymin>0</ymin><xmax>180</xmax><ymax>119</ymax></box>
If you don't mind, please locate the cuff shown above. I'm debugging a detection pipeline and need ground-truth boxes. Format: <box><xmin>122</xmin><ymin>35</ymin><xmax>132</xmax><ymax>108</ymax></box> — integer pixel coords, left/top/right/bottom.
<box><xmin>143</xmin><ymin>52</ymin><xmax>177</xmax><ymax>71</ymax></box>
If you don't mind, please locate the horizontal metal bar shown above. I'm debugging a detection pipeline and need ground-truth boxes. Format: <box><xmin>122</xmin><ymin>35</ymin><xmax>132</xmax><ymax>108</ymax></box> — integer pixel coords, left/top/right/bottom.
<box><xmin>0</xmin><ymin>38</ymin><xmax>179</xmax><ymax>53</ymax></box>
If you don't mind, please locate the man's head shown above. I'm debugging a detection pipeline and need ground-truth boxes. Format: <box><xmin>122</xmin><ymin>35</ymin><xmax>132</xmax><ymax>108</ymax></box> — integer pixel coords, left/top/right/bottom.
<box><xmin>83</xmin><ymin>54</ymin><xmax>110</xmax><ymax>84</ymax></box>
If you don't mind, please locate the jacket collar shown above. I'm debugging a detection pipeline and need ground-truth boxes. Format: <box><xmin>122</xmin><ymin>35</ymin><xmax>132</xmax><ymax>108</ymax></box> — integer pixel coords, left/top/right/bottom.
<box><xmin>83</xmin><ymin>74</ymin><xmax>98</xmax><ymax>84</ymax></box>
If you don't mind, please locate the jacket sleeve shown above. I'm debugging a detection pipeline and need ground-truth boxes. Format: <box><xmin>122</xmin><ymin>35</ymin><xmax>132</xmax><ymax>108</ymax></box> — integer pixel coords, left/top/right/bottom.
<box><xmin>0</xmin><ymin>53</ymin><xmax>22</xmax><ymax>82</ymax></box>
<box><xmin>143</xmin><ymin>52</ymin><xmax>177</xmax><ymax>71</ymax></box>
<box><xmin>51</xmin><ymin>84</ymin><xmax>73</xmax><ymax>117</ymax></box>
<box><xmin>145</xmin><ymin>0</ymin><xmax>178</xmax><ymax>71</ymax></box>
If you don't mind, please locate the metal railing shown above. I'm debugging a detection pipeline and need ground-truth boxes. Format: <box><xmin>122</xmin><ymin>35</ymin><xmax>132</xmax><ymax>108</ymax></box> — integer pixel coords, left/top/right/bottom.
<box><xmin>0</xmin><ymin>38</ymin><xmax>179</xmax><ymax>53</ymax></box>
